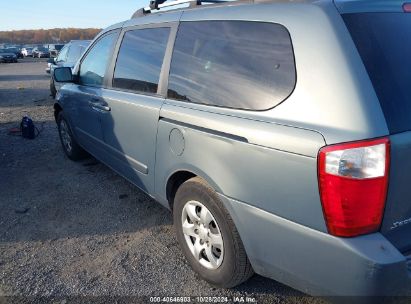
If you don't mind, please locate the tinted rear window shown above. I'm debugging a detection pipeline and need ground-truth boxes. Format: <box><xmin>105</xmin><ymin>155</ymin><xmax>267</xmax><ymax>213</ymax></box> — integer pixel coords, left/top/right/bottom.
<box><xmin>344</xmin><ymin>13</ymin><xmax>411</xmax><ymax>134</ymax></box>
<box><xmin>167</xmin><ymin>21</ymin><xmax>296</xmax><ymax>110</ymax></box>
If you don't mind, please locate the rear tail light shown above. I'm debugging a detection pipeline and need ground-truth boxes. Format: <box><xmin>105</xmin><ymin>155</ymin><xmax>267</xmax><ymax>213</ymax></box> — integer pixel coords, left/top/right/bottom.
<box><xmin>403</xmin><ymin>3</ymin><xmax>411</xmax><ymax>12</ymax></box>
<box><xmin>318</xmin><ymin>138</ymin><xmax>390</xmax><ymax>237</ymax></box>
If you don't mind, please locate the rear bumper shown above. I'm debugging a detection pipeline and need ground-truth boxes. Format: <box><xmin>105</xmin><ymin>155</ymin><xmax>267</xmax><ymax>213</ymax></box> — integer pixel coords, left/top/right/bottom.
<box><xmin>219</xmin><ymin>194</ymin><xmax>411</xmax><ymax>296</ymax></box>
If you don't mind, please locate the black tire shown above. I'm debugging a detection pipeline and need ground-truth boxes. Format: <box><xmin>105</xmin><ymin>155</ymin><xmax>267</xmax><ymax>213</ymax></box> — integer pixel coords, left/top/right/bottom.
<box><xmin>50</xmin><ymin>78</ymin><xmax>57</xmax><ymax>99</ymax></box>
<box><xmin>173</xmin><ymin>177</ymin><xmax>254</xmax><ymax>288</ymax></box>
<box><xmin>57</xmin><ymin>111</ymin><xmax>88</xmax><ymax>161</ymax></box>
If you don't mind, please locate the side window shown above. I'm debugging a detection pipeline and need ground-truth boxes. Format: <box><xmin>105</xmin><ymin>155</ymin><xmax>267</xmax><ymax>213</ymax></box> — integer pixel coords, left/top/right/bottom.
<box><xmin>113</xmin><ymin>27</ymin><xmax>170</xmax><ymax>94</ymax></box>
<box><xmin>79</xmin><ymin>33</ymin><xmax>117</xmax><ymax>87</ymax></box>
<box><xmin>168</xmin><ymin>21</ymin><xmax>296</xmax><ymax>110</ymax></box>
<box><xmin>56</xmin><ymin>45</ymin><xmax>69</xmax><ymax>62</ymax></box>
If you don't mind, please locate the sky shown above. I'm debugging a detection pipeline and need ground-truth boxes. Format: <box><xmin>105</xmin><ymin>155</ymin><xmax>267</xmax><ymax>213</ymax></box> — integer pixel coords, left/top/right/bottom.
<box><xmin>0</xmin><ymin>0</ymin><xmax>147</xmax><ymax>31</ymax></box>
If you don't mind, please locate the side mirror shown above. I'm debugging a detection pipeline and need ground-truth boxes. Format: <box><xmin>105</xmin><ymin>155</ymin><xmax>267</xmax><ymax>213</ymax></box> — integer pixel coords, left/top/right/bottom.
<box><xmin>54</xmin><ymin>67</ymin><xmax>73</xmax><ymax>83</ymax></box>
<box><xmin>47</xmin><ymin>58</ymin><xmax>55</xmax><ymax>64</ymax></box>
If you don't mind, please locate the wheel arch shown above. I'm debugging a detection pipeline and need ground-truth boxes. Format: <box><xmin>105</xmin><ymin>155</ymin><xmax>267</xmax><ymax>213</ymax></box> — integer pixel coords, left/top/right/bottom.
<box><xmin>165</xmin><ymin>167</ymin><xmax>223</xmax><ymax>211</ymax></box>
<box><xmin>166</xmin><ymin>170</ymin><xmax>196</xmax><ymax>210</ymax></box>
<box><xmin>53</xmin><ymin>103</ymin><xmax>62</xmax><ymax>122</ymax></box>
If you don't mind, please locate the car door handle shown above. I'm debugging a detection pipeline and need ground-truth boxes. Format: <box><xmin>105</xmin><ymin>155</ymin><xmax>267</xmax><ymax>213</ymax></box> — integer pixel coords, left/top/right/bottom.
<box><xmin>88</xmin><ymin>101</ymin><xmax>111</xmax><ymax>112</ymax></box>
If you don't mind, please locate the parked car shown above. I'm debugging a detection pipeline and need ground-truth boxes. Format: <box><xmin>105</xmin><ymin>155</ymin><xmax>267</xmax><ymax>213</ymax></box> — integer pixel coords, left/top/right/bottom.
<box><xmin>48</xmin><ymin>44</ymin><xmax>65</xmax><ymax>57</ymax></box>
<box><xmin>21</xmin><ymin>47</ymin><xmax>34</xmax><ymax>57</ymax></box>
<box><xmin>48</xmin><ymin>40</ymin><xmax>91</xmax><ymax>98</ymax></box>
<box><xmin>32</xmin><ymin>47</ymin><xmax>50</xmax><ymax>58</ymax></box>
<box><xmin>52</xmin><ymin>0</ymin><xmax>411</xmax><ymax>297</ymax></box>
<box><xmin>5</xmin><ymin>47</ymin><xmax>23</xmax><ymax>59</ymax></box>
<box><xmin>0</xmin><ymin>49</ymin><xmax>18</xmax><ymax>63</ymax></box>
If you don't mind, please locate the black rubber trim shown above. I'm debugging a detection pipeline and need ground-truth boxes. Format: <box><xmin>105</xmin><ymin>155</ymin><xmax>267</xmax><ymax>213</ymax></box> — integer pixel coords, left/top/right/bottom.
<box><xmin>160</xmin><ymin>117</ymin><xmax>249</xmax><ymax>143</ymax></box>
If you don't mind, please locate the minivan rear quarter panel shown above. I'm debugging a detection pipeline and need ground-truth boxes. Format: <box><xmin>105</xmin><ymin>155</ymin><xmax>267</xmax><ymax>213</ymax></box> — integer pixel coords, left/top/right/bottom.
<box><xmin>155</xmin><ymin>103</ymin><xmax>327</xmax><ymax>231</ymax></box>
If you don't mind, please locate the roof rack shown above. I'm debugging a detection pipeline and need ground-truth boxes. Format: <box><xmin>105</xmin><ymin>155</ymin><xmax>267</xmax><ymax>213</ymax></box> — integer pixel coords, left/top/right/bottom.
<box><xmin>132</xmin><ymin>0</ymin><xmax>229</xmax><ymax>18</ymax></box>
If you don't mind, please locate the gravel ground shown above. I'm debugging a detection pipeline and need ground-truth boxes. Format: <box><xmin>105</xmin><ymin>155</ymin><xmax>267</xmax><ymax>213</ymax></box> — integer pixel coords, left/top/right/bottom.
<box><xmin>0</xmin><ymin>59</ymin><xmax>326</xmax><ymax>304</ymax></box>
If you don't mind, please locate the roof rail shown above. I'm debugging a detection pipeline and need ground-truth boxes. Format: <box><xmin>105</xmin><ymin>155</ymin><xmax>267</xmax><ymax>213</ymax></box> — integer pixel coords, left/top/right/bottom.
<box><xmin>132</xmin><ymin>0</ymin><xmax>229</xmax><ymax>18</ymax></box>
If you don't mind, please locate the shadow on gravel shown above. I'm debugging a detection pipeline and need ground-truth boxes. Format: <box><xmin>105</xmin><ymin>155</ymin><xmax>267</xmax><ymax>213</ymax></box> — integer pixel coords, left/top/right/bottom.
<box><xmin>0</xmin><ymin>88</ymin><xmax>53</xmax><ymax>108</ymax></box>
<box><xmin>0</xmin><ymin>163</ymin><xmax>171</xmax><ymax>245</ymax></box>
<box><xmin>0</xmin><ymin>75</ymin><xmax>50</xmax><ymax>82</ymax></box>
<box><xmin>0</xmin><ymin>118</ymin><xmax>172</xmax><ymax>244</ymax></box>
<box><xmin>234</xmin><ymin>274</ymin><xmax>304</xmax><ymax>298</ymax></box>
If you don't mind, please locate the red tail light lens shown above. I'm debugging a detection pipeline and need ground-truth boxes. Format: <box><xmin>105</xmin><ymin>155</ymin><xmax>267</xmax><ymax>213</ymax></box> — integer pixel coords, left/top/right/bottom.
<box><xmin>318</xmin><ymin>138</ymin><xmax>390</xmax><ymax>237</ymax></box>
<box><xmin>403</xmin><ymin>3</ymin><xmax>411</xmax><ymax>12</ymax></box>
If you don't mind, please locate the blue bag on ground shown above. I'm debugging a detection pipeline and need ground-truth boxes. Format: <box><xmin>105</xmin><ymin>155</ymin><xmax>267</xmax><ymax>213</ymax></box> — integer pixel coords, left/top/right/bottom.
<box><xmin>20</xmin><ymin>116</ymin><xmax>35</xmax><ymax>139</ymax></box>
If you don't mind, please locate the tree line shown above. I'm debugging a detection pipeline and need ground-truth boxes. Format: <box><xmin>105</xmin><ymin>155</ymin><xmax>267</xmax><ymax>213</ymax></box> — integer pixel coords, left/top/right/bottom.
<box><xmin>0</xmin><ymin>28</ymin><xmax>102</xmax><ymax>44</ymax></box>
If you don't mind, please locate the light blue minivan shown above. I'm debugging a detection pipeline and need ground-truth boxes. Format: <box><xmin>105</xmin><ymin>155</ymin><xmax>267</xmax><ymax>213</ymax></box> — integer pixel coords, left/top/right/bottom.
<box><xmin>53</xmin><ymin>0</ymin><xmax>411</xmax><ymax>297</ymax></box>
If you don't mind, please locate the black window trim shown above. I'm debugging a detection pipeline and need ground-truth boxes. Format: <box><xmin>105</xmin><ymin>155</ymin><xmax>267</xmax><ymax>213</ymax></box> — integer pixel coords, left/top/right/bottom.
<box><xmin>166</xmin><ymin>20</ymin><xmax>297</xmax><ymax>112</ymax></box>
<box><xmin>76</xmin><ymin>29</ymin><xmax>121</xmax><ymax>89</ymax></box>
<box><xmin>106</xmin><ymin>22</ymin><xmax>179</xmax><ymax>98</ymax></box>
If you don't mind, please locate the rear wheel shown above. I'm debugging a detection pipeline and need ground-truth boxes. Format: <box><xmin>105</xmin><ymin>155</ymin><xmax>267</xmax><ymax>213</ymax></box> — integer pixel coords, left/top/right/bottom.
<box><xmin>57</xmin><ymin>112</ymin><xmax>87</xmax><ymax>161</ymax></box>
<box><xmin>174</xmin><ymin>177</ymin><xmax>254</xmax><ymax>288</ymax></box>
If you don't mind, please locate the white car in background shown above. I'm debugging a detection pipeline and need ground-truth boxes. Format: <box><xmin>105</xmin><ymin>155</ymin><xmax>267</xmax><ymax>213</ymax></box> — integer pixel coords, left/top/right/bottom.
<box><xmin>21</xmin><ymin>47</ymin><xmax>33</xmax><ymax>57</ymax></box>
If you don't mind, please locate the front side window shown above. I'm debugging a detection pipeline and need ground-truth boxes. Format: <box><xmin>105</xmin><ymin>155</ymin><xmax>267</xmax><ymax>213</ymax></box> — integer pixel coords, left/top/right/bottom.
<box><xmin>79</xmin><ymin>32</ymin><xmax>117</xmax><ymax>87</ymax></box>
<box><xmin>113</xmin><ymin>27</ymin><xmax>170</xmax><ymax>94</ymax></box>
<box><xmin>168</xmin><ymin>21</ymin><xmax>296</xmax><ymax>110</ymax></box>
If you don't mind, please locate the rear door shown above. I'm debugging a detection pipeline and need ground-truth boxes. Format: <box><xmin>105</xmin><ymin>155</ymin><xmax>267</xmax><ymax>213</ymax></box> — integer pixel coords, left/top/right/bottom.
<box><xmin>343</xmin><ymin>9</ymin><xmax>411</xmax><ymax>252</ymax></box>
<box><xmin>99</xmin><ymin>23</ymin><xmax>176</xmax><ymax>193</ymax></box>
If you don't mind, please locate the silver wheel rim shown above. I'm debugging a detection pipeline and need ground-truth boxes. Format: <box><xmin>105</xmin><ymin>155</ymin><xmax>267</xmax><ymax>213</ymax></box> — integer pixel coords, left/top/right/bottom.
<box><xmin>60</xmin><ymin>120</ymin><xmax>72</xmax><ymax>153</ymax></box>
<box><xmin>181</xmin><ymin>200</ymin><xmax>224</xmax><ymax>270</ymax></box>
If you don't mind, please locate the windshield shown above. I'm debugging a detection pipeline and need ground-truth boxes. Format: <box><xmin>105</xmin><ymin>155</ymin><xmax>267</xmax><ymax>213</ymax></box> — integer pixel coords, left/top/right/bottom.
<box><xmin>344</xmin><ymin>13</ymin><xmax>411</xmax><ymax>134</ymax></box>
<box><xmin>38</xmin><ymin>47</ymin><xmax>48</xmax><ymax>52</ymax></box>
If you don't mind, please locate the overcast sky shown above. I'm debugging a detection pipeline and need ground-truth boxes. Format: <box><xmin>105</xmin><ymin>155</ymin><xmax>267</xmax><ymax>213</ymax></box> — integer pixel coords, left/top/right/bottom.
<box><xmin>0</xmin><ymin>0</ymin><xmax>147</xmax><ymax>31</ymax></box>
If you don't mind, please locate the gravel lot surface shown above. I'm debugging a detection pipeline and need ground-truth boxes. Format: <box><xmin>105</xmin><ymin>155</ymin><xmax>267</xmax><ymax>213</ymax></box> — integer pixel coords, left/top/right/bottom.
<box><xmin>0</xmin><ymin>59</ymin><xmax>325</xmax><ymax>304</ymax></box>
